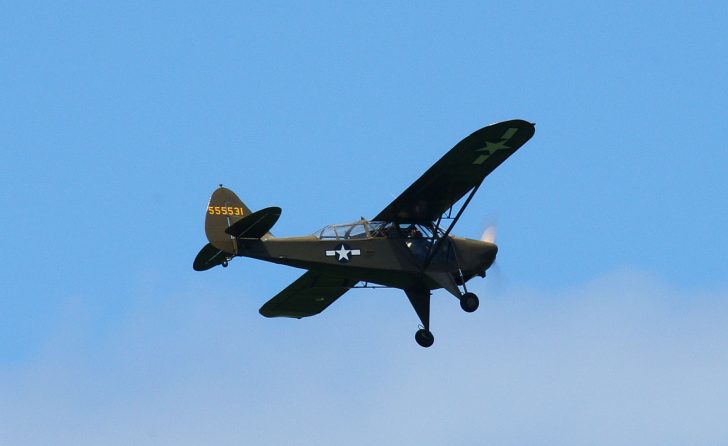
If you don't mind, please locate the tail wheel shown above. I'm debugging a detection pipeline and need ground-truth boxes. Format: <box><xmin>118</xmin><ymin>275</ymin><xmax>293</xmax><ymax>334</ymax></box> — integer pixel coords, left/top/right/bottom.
<box><xmin>460</xmin><ymin>292</ymin><xmax>479</xmax><ymax>313</ymax></box>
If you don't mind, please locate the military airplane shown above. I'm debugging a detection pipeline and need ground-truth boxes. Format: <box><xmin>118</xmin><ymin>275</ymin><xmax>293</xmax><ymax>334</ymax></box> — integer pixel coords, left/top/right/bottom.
<box><xmin>194</xmin><ymin>119</ymin><xmax>535</xmax><ymax>347</ymax></box>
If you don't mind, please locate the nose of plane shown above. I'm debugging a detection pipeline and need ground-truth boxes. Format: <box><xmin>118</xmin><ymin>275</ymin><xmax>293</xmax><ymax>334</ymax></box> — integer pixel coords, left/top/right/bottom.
<box><xmin>451</xmin><ymin>238</ymin><xmax>498</xmax><ymax>274</ymax></box>
<box><xmin>482</xmin><ymin>241</ymin><xmax>498</xmax><ymax>270</ymax></box>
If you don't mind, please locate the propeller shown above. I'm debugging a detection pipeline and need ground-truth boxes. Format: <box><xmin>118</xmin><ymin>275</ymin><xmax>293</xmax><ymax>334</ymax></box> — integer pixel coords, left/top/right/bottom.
<box><xmin>478</xmin><ymin>221</ymin><xmax>507</xmax><ymax>294</ymax></box>
<box><xmin>480</xmin><ymin>224</ymin><xmax>497</xmax><ymax>244</ymax></box>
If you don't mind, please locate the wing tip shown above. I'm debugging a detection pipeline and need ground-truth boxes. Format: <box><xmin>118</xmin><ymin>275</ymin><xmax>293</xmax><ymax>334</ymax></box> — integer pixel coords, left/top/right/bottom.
<box><xmin>258</xmin><ymin>306</ymin><xmax>309</xmax><ymax>319</ymax></box>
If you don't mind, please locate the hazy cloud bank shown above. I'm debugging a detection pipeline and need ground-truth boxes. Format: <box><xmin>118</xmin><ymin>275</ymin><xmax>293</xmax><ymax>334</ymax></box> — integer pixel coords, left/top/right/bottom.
<box><xmin>2</xmin><ymin>270</ymin><xmax>727</xmax><ymax>445</ymax></box>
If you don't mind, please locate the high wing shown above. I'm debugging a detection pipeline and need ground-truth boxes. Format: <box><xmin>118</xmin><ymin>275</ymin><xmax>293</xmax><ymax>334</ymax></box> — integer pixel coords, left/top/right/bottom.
<box><xmin>373</xmin><ymin>120</ymin><xmax>535</xmax><ymax>223</ymax></box>
<box><xmin>259</xmin><ymin>270</ymin><xmax>358</xmax><ymax>318</ymax></box>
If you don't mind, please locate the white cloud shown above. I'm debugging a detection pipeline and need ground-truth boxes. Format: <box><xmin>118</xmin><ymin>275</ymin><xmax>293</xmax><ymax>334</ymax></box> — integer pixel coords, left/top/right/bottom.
<box><xmin>2</xmin><ymin>270</ymin><xmax>727</xmax><ymax>445</ymax></box>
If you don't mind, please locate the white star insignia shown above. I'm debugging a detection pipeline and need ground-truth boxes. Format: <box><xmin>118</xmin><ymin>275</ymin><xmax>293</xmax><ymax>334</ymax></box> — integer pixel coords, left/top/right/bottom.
<box><xmin>336</xmin><ymin>245</ymin><xmax>351</xmax><ymax>261</ymax></box>
<box><xmin>325</xmin><ymin>244</ymin><xmax>361</xmax><ymax>263</ymax></box>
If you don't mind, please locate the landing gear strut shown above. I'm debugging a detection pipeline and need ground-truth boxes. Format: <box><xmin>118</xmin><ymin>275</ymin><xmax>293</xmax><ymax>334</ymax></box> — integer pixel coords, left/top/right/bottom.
<box><xmin>405</xmin><ymin>289</ymin><xmax>435</xmax><ymax>348</ymax></box>
<box><xmin>446</xmin><ymin>263</ymin><xmax>479</xmax><ymax>314</ymax></box>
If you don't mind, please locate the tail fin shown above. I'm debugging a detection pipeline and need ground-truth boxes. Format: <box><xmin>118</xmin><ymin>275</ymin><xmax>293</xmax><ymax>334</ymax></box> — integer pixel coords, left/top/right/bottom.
<box><xmin>205</xmin><ymin>186</ymin><xmax>252</xmax><ymax>254</ymax></box>
<box><xmin>204</xmin><ymin>185</ymin><xmax>280</xmax><ymax>252</ymax></box>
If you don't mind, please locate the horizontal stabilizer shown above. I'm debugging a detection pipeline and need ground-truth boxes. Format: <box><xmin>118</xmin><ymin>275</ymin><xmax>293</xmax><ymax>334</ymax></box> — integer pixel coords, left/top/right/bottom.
<box><xmin>193</xmin><ymin>243</ymin><xmax>231</xmax><ymax>271</ymax></box>
<box><xmin>225</xmin><ymin>206</ymin><xmax>281</xmax><ymax>239</ymax></box>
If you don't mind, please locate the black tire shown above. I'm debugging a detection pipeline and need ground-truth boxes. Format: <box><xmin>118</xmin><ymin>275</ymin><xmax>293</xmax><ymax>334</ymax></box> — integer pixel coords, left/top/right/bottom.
<box><xmin>460</xmin><ymin>292</ymin><xmax>479</xmax><ymax>313</ymax></box>
<box><xmin>415</xmin><ymin>329</ymin><xmax>434</xmax><ymax>348</ymax></box>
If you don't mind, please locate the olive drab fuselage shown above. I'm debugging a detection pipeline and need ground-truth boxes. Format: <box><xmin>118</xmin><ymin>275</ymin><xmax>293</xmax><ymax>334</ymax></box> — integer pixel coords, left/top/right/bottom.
<box><xmin>234</xmin><ymin>230</ymin><xmax>498</xmax><ymax>291</ymax></box>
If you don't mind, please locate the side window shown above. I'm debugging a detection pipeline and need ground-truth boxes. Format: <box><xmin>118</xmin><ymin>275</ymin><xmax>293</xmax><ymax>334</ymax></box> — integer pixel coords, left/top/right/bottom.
<box><xmin>384</xmin><ymin>222</ymin><xmax>403</xmax><ymax>238</ymax></box>
<box><xmin>368</xmin><ymin>223</ymin><xmax>386</xmax><ymax>238</ymax></box>
<box><xmin>347</xmin><ymin>224</ymin><xmax>368</xmax><ymax>239</ymax></box>
<box><xmin>320</xmin><ymin>226</ymin><xmax>340</xmax><ymax>239</ymax></box>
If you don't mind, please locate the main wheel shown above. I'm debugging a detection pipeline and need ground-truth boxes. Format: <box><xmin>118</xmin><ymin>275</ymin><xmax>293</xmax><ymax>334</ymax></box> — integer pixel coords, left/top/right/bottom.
<box><xmin>415</xmin><ymin>329</ymin><xmax>434</xmax><ymax>348</ymax></box>
<box><xmin>460</xmin><ymin>292</ymin><xmax>479</xmax><ymax>313</ymax></box>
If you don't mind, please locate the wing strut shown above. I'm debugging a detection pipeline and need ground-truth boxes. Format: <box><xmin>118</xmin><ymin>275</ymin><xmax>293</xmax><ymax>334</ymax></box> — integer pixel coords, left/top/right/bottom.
<box><xmin>422</xmin><ymin>182</ymin><xmax>483</xmax><ymax>269</ymax></box>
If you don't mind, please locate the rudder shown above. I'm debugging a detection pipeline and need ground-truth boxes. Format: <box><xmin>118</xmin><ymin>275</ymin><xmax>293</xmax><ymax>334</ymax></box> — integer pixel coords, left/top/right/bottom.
<box><xmin>205</xmin><ymin>186</ymin><xmax>251</xmax><ymax>253</ymax></box>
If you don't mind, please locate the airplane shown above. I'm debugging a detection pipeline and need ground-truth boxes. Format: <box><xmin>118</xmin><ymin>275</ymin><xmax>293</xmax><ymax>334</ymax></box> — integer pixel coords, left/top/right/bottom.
<box><xmin>193</xmin><ymin>119</ymin><xmax>535</xmax><ymax>347</ymax></box>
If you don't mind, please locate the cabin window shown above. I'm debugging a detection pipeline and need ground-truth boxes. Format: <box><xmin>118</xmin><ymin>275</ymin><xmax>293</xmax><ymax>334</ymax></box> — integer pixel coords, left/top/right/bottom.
<box><xmin>318</xmin><ymin>226</ymin><xmax>341</xmax><ymax>239</ymax></box>
<box><xmin>346</xmin><ymin>224</ymin><xmax>368</xmax><ymax>239</ymax></box>
<box><xmin>314</xmin><ymin>221</ymin><xmax>371</xmax><ymax>240</ymax></box>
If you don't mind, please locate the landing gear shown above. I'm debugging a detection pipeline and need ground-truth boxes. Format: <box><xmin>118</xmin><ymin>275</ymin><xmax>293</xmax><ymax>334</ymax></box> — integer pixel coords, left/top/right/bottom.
<box><xmin>406</xmin><ymin>289</ymin><xmax>434</xmax><ymax>348</ymax></box>
<box><xmin>403</xmin><ymin>287</ymin><xmax>478</xmax><ymax>347</ymax></box>
<box><xmin>460</xmin><ymin>292</ymin><xmax>479</xmax><ymax>313</ymax></box>
<box><xmin>415</xmin><ymin>328</ymin><xmax>434</xmax><ymax>348</ymax></box>
<box><xmin>222</xmin><ymin>260</ymin><xmax>229</xmax><ymax>268</ymax></box>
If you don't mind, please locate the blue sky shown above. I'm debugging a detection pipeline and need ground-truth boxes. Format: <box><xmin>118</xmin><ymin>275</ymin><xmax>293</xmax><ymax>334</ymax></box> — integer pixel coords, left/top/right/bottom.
<box><xmin>2</xmin><ymin>1</ymin><xmax>727</xmax><ymax>444</ymax></box>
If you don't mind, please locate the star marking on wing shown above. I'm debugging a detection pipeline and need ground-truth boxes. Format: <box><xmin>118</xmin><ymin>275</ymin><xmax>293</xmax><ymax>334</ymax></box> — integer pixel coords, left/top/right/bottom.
<box><xmin>473</xmin><ymin>127</ymin><xmax>518</xmax><ymax>165</ymax></box>
<box><xmin>477</xmin><ymin>139</ymin><xmax>511</xmax><ymax>154</ymax></box>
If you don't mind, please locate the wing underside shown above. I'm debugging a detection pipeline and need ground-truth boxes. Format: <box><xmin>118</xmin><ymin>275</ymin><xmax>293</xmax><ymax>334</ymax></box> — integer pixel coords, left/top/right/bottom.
<box><xmin>373</xmin><ymin>120</ymin><xmax>535</xmax><ymax>223</ymax></box>
<box><xmin>259</xmin><ymin>271</ymin><xmax>357</xmax><ymax>318</ymax></box>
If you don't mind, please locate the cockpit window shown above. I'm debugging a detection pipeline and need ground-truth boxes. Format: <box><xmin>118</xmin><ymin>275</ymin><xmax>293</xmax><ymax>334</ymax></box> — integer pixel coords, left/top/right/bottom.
<box><xmin>367</xmin><ymin>221</ymin><xmax>400</xmax><ymax>238</ymax></box>
<box><xmin>314</xmin><ymin>220</ymin><xmax>371</xmax><ymax>240</ymax></box>
<box><xmin>346</xmin><ymin>224</ymin><xmax>368</xmax><ymax>239</ymax></box>
<box><xmin>313</xmin><ymin>220</ymin><xmax>445</xmax><ymax>240</ymax></box>
<box><xmin>318</xmin><ymin>226</ymin><xmax>342</xmax><ymax>239</ymax></box>
<box><xmin>367</xmin><ymin>221</ymin><xmax>443</xmax><ymax>239</ymax></box>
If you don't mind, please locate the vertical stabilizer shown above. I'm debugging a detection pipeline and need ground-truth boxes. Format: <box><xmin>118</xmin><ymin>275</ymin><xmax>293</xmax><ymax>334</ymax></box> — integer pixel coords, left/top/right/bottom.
<box><xmin>205</xmin><ymin>186</ymin><xmax>251</xmax><ymax>253</ymax></box>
